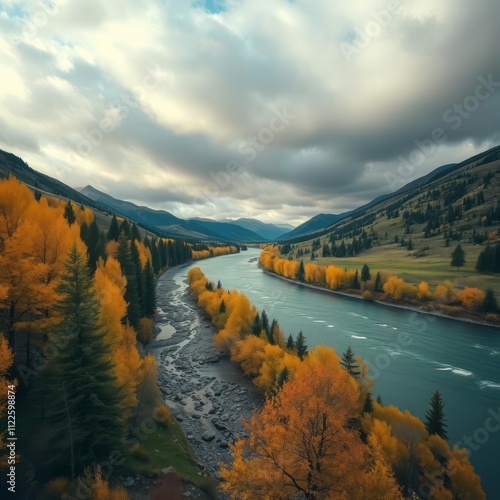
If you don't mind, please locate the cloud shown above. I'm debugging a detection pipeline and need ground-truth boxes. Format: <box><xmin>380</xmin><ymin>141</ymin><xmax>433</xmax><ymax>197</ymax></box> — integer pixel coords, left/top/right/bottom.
<box><xmin>0</xmin><ymin>0</ymin><xmax>499</xmax><ymax>226</ymax></box>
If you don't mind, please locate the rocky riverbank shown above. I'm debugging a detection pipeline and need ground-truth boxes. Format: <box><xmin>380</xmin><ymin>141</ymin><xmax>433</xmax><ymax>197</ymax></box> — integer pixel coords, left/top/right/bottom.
<box><xmin>146</xmin><ymin>266</ymin><xmax>263</xmax><ymax>494</ymax></box>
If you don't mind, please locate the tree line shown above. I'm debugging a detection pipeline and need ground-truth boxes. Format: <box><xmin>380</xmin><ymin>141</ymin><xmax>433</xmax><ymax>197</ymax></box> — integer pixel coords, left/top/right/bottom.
<box><xmin>0</xmin><ymin>176</ymin><xmax>195</xmax><ymax>496</ymax></box>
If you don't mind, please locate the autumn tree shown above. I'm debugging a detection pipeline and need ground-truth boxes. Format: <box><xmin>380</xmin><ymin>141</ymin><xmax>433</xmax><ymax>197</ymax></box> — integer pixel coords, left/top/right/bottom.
<box><xmin>451</xmin><ymin>244</ymin><xmax>465</xmax><ymax>271</ymax></box>
<box><xmin>46</xmin><ymin>246</ymin><xmax>125</xmax><ymax>478</ymax></box>
<box><xmin>425</xmin><ymin>390</ymin><xmax>447</xmax><ymax>440</ymax></box>
<box><xmin>221</xmin><ymin>355</ymin><xmax>399</xmax><ymax>498</ymax></box>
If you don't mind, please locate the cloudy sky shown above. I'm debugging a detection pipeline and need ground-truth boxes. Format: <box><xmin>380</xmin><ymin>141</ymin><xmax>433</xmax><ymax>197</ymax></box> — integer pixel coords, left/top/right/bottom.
<box><xmin>1</xmin><ymin>0</ymin><xmax>500</xmax><ymax>225</ymax></box>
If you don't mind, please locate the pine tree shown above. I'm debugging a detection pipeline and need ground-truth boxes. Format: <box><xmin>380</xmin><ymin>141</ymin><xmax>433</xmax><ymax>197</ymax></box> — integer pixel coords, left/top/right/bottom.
<box><xmin>107</xmin><ymin>215</ymin><xmax>120</xmax><ymax>242</ymax></box>
<box><xmin>46</xmin><ymin>246</ymin><xmax>125</xmax><ymax>478</ymax></box>
<box><xmin>261</xmin><ymin>310</ymin><xmax>270</xmax><ymax>339</ymax></box>
<box><xmin>63</xmin><ymin>200</ymin><xmax>76</xmax><ymax>226</ymax></box>
<box><xmin>116</xmin><ymin>231</ymin><xmax>141</xmax><ymax>329</ymax></box>
<box><xmin>374</xmin><ymin>271</ymin><xmax>382</xmax><ymax>292</ymax></box>
<box><xmin>297</xmin><ymin>260</ymin><xmax>305</xmax><ymax>282</ymax></box>
<box><xmin>340</xmin><ymin>346</ymin><xmax>360</xmax><ymax>378</ymax></box>
<box><xmin>130</xmin><ymin>223</ymin><xmax>141</xmax><ymax>242</ymax></box>
<box><xmin>425</xmin><ymin>390</ymin><xmax>448</xmax><ymax>440</ymax></box>
<box><xmin>83</xmin><ymin>220</ymin><xmax>105</xmax><ymax>271</ymax></box>
<box><xmin>119</xmin><ymin>219</ymin><xmax>131</xmax><ymax>239</ymax></box>
<box><xmin>269</xmin><ymin>319</ymin><xmax>278</xmax><ymax>345</ymax></box>
<box><xmin>130</xmin><ymin>240</ymin><xmax>144</xmax><ymax>315</ymax></box>
<box><xmin>407</xmin><ymin>238</ymin><xmax>413</xmax><ymax>251</ymax></box>
<box><xmin>361</xmin><ymin>264</ymin><xmax>371</xmax><ymax>282</ymax></box>
<box><xmin>482</xmin><ymin>289</ymin><xmax>498</xmax><ymax>313</ymax></box>
<box><xmin>142</xmin><ymin>260</ymin><xmax>156</xmax><ymax>317</ymax></box>
<box><xmin>296</xmin><ymin>331</ymin><xmax>308</xmax><ymax>360</ymax></box>
<box><xmin>276</xmin><ymin>366</ymin><xmax>289</xmax><ymax>390</ymax></box>
<box><xmin>363</xmin><ymin>393</ymin><xmax>373</xmax><ymax>414</ymax></box>
<box><xmin>251</xmin><ymin>312</ymin><xmax>261</xmax><ymax>336</ymax></box>
<box><xmin>219</xmin><ymin>300</ymin><xmax>226</xmax><ymax>314</ymax></box>
<box><xmin>351</xmin><ymin>270</ymin><xmax>360</xmax><ymax>289</ymax></box>
<box><xmin>286</xmin><ymin>334</ymin><xmax>295</xmax><ymax>351</ymax></box>
<box><xmin>451</xmin><ymin>244</ymin><xmax>465</xmax><ymax>271</ymax></box>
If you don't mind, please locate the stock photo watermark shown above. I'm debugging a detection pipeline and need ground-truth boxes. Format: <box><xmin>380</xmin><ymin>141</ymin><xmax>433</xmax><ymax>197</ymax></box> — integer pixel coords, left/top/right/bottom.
<box><xmin>385</xmin><ymin>73</ymin><xmax>500</xmax><ymax>192</ymax></box>
<box><xmin>194</xmin><ymin>103</ymin><xmax>297</xmax><ymax>205</ymax></box>
<box><xmin>340</xmin><ymin>1</ymin><xmax>402</xmax><ymax>63</ymax></box>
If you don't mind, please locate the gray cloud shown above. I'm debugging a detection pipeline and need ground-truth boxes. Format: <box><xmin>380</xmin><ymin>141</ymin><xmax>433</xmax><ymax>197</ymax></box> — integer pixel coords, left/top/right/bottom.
<box><xmin>0</xmin><ymin>0</ymin><xmax>499</xmax><ymax>226</ymax></box>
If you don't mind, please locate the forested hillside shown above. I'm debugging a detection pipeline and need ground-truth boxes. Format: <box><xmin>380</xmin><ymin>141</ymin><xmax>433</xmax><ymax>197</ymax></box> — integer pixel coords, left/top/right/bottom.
<box><xmin>273</xmin><ymin>151</ymin><xmax>500</xmax><ymax>299</ymax></box>
<box><xmin>0</xmin><ymin>176</ymin><xmax>233</xmax><ymax>497</ymax></box>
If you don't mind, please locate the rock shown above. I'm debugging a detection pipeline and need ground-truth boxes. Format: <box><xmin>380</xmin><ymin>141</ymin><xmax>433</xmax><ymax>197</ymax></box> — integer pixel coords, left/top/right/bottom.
<box><xmin>191</xmin><ymin>413</ymin><xmax>201</xmax><ymax>420</ymax></box>
<box><xmin>220</xmin><ymin>413</ymin><xmax>230</xmax><ymax>422</ymax></box>
<box><xmin>219</xmin><ymin>441</ymin><xmax>229</xmax><ymax>449</ymax></box>
<box><xmin>124</xmin><ymin>477</ymin><xmax>134</xmax><ymax>487</ymax></box>
<box><xmin>202</xmin><ymin>431</ymin><xmax>215</xmax><ymax>442</ymax></box>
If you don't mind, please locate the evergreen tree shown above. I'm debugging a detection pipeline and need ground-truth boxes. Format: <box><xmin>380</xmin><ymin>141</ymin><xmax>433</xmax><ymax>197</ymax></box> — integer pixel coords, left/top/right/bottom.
<box><xmin>269</xmin><ymin>319</ymin><xmax>278</xmax><ymax>345</ymax></box>
<box><xmin>276</xmin><ymin>367</ymin><xmax>289</xmax><ymax>390</ymax></box>
<box><xmin>296</xmin><ymin>331</ymin><xmax>308</xmax><ymax>360</ymax></box>
<box><xmin>130</xmin><ymin>240</ymin><xmax>144</xmax><ymax>315</ymax></box>
<box><xmin>425</xmin><ymin>390</ymin><xmax>448</xmax><ymax>440</ymax></box>
<box><xmin>116</xmin><ymin>231</ymin><xmax>141</xmax><ymax>329</ymax></box>
<box><xmin>119</xmin><ymin>219</ymin><xmax>131</xmax><ymax>239</ymax></box>
<box><xmin>376</xmin><ymin>395</ymin><xmax>383</xmax><ymax>405</ymax></box>
<box><xmin>63</xmin><ymin>200</ymin><xmax>76</xmax><ymax>226</ymax></box>
<box><xmin>131</xmin><ymin>223</ymin><xmax>141</xmax><ymax>242</ymax></box>
<box><xmin>142</xmin><ymin>260</ymin><xmax>156</xmax><ymax>317</ymax></box>
<box><xmin>407</xmin><ymin>238</ymin><xmax>413</xmax><ymax>251</ymax></box>
<box><xmin>286</xmin><ymin>334</ymin><xmax>295</xmax><ymax>351</ymax></box>
<box><xmin>482</xmin><ymin>289</ymin><xmax>498</xmax><ymax>313</ymax></box>
<box><xmin>46</xmin><ymin>246</ymin><xmax>125</xmax><ymax>478</ymax></box>
<box><xmin>340</xmin><ymin>346</ymin><xmax>360</xmax><ymax>378</ymax></box>
<box><xmin>451</xmin><ymin>244</ymin><xmax>465</xmax><ymax>271</ymax></box>
<box><xmin>83</xmin><ymin>220</ymin><xmax>105</xmax><ymax>271</ymax></box>
<box><xmin>107</xmin><ymin>215</ymin><xmax>120</xmax><ymax>242</ymax></box>
<box><xmin>351</xmin><ymin>270</ymin><xmax>360</xmax><ymax>289</ymax></box>
<box><xmin>219</xmin><ymin>299</ymin><xmax>226</xmax><ymax>314</ymax></box>
<box><xmin>217</xmin><ymin>280</ymin><xmax>222</xmax><ymax>289</ymax></box>
<box><xmin>261</xmin><ymin>310</ymin><xmax>270</xmax><ymax>339</ymax></box>
<box><xmin>297</xmin><ymin>260</ymin><xmax>305</xmax><ymax>282</ymax></box>
<box><xmin>363</xmin><ymin>393</ymin><xmax>373</xmax><ymax>414</ymax></box>
<box><xmin>251</xmin><ymin>312</ymin><xmax>261</xmax><ymax>336</ymax></box>
<box><xmin>361</xmin><ymin>264</ymin><xmax>371</xmax><ymax>282</ymax></box>
<box><xmin>374</xmin><ymin>271</ymin><xmax>382</xmax><ymax>292</ymax></box>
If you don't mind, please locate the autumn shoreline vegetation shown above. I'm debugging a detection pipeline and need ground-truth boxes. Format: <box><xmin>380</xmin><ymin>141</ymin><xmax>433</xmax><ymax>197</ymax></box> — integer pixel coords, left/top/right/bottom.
<box><xmin>259</xmin><ymin>246</ymin><xmax>500</xmax><ymax>328</ymax></box>
<box><xmin>0</xmin><ymin>175</ymin><xmax>241</xmax><ymax>498</ymax></box>
<box><xmin>188</xmin><ymin>267</ymin><xmax>486</xmax><ymax>499</ymax></box>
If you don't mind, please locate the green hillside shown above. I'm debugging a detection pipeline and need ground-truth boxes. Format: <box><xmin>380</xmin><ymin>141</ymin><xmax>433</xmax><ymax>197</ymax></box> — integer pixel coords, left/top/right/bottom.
<box><xmin>277</xmin><ymin>150</ymin><xmax>500</xmax><ymax>295</ymax></box>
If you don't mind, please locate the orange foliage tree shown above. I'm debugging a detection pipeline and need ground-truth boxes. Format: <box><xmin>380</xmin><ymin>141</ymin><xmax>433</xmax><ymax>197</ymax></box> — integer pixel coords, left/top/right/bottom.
<box><xmin>221</xmin><ymin>350</ymin><xmax>402</xmax><ymax>499</ymax></box>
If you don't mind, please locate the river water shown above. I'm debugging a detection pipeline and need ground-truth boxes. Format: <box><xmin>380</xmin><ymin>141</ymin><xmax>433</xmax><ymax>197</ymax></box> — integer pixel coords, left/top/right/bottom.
<box><xmin>172</xmin><ymin>248</ymin><xmax>500</xmax><ymax>497</ymax></box>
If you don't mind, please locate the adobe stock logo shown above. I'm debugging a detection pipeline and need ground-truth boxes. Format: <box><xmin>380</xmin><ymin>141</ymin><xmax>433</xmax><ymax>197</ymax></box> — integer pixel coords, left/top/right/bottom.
<box><xmin>385</xmin><ymin>74</ymin><xmax>500</xmax><ymax>192</ymax></box>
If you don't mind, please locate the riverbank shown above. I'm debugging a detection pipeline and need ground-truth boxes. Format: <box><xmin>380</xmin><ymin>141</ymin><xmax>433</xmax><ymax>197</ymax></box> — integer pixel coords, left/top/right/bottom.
<box><xmin>147</xmin><ymin>266</ymin><xmax>263</xmax><ymax>495</ymax></box>
<box><xmin>260</xmin><ymin>266</ymin><xmax>500</xmax><ymax>329</ymax></box>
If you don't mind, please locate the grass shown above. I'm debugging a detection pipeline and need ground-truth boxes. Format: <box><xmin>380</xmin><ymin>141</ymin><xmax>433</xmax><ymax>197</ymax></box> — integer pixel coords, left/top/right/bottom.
<box><xmin>118</xmin><ymin>400</ymin><xmax>218</xmax><ymax>497</ymax></box>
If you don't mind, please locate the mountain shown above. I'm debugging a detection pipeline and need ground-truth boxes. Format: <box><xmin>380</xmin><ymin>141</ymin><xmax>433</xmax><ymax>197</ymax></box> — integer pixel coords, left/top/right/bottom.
<box><xmin>80</xmin><ymin>185</ymin><xmax>265</xmax><ymax>243</ymax></box>
<box><xmin>224</xmin><ymin>218</ymin><xmax>294</xmax><ymax>241</ymax></box>
<box><xmin>278</xmin><ymin>159</ymin><xmax>468</xmax><ymax>243</ymax></box>
<box><xmin>0</xmin><ymin>149</ymin><xmax>98</xmax><ymax>208</ymax></box>
<box><xmin>278</xmin><ymin>213</ymin><xmax>350</xmax><ymax>241</ymax></box>
<box><xmin>277</xmin><ymin>144</ymin><xmax>500</xmax><ymax>252</ymax></box>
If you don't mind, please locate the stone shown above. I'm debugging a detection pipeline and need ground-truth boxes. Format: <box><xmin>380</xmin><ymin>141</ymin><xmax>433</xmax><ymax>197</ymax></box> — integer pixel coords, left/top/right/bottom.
<box><xmin>124</xmin><ymin>477</ymin><xmax>134</xmax><ymax>487</ymax></box>
<box><xmin>202</xmin><ymin>432</ymin><xmax>215</xmax><ymax>442</ymax></box>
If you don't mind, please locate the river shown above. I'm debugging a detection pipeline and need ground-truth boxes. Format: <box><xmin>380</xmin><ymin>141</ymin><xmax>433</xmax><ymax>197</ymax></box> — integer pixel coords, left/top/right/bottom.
<box><xmin>171</xmin><ymin>248</ymin><xmax>500</xmax><ymax>497</ymax></box>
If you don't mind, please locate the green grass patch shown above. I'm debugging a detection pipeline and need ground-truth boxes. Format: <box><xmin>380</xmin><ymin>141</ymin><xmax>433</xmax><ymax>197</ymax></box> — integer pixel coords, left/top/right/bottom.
<box><xmin>119</xmin><ymin>401</ymin><xmax>217</xmax><ymax>497</ymax></box>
